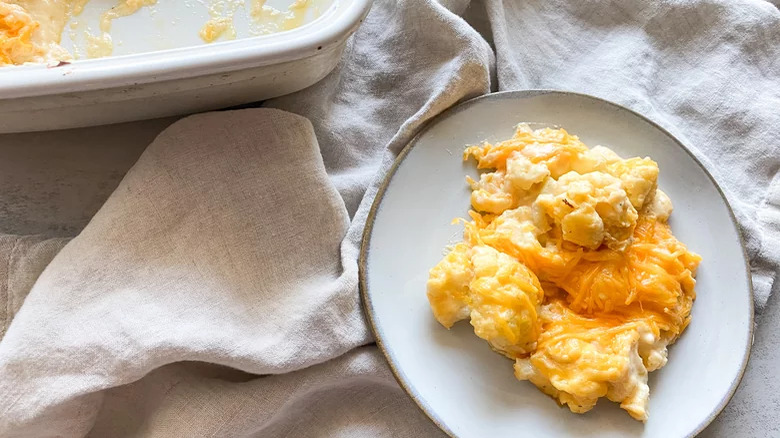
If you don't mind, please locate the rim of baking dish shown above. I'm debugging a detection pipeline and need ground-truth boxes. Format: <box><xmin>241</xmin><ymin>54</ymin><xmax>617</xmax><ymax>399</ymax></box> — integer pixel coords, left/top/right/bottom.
<box><xmin>0</xmin><ymin>0</ymin><xmax>373</xmax><ymax>99</ymax></box>
<box><xmin>359</xmin><ymin>89</ymin><xmax>755</xmax><ymax>438</ymax></box>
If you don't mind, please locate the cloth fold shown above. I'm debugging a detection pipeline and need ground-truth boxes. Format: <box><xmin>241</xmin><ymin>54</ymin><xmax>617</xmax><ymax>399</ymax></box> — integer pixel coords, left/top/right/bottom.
<box><xmin>0</xmin><ymin>109</ymin><xmax>368</xmax><ymax>436</ymax></box>
<box><xmin>88</xmin><ymin>346</ymin><xmax>443</xmax><ymax>438</ymax></box>
<box><xmin>0</xmin><ymin>235</ymin><xmax>70</xmax><ymax>339</ymax></box>
<box><xmin>0</xmin><ymin>0</ymin><xmax>778</xmax><ymax>437</ymax></box>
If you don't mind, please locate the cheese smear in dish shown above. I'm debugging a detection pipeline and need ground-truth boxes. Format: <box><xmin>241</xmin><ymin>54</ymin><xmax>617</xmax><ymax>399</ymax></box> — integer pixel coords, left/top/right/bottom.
<box><xmin>0</xmin><ymin>0</ymin><xmax>148</xmax><ymax>65</ymax></box>
<box><xmin>427</xmin><ymin>124</ymin><xmax>701</xmax><ymax>421</ymax></box>
<box><xmin>0</xmin><ymin>0</ymin><xmax>74</xmax><ymax>64</ymax></box>
<box><xmin>0</xmin><ymin>0</ymin><xmax>326</xmax><ymax>66</ymax></box>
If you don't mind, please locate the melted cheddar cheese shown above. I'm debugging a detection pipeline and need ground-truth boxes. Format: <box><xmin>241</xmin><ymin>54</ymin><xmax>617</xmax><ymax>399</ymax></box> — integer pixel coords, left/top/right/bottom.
<box><xmin>427</xmin><ymin>124</ymin><xmax>700</xmax><ymax>421</ymax></box>
<box><xmin>0</xmin><ymin>0</ymin><xmax>71</xmax><ymax>65</ymax></box>
<box><xmin>0</xmin><ymin>0</ymin><xmax>327</xmax><ymax>66</ymax></box>
<box><xmin>428</xmin><ymin>241</ymin><xmax>543</xmax><ymax>357</ymax></box>
<box><xmin>0</xmin><ymin>2</ymin><xmax>40</xmax><ymax>64</ymax></box>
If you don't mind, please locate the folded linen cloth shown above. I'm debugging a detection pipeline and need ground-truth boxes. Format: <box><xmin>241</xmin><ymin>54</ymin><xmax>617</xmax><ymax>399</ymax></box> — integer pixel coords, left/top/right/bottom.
<box><xmin>0</xmin><ymin>0</ymin><xmax>778</xmax><ymax>437</ymax></box>
<box><xmin>0</xmin><ymin>109</ymin><xmax>369</xmax><ymax>436</ymax></box>
<box><xmin>0</xmin><ymin>235</ymin><xmax>69</xmax><ymax>340</ymax></box>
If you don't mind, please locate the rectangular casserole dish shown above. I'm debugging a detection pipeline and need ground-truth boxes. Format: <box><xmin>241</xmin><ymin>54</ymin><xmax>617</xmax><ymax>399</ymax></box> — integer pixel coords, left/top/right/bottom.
<box><xmin>0</xmin><ymin>0</ymin><xmax>372</xmax><ymax>133</ymax></box>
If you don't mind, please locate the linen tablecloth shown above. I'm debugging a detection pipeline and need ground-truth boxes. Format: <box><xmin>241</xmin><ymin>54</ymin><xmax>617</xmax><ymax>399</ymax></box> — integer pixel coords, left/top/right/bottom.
<box><xmin>1</xmin><ymin>1</ymin><xmax>778</xmax><ymax>436</ymax></box>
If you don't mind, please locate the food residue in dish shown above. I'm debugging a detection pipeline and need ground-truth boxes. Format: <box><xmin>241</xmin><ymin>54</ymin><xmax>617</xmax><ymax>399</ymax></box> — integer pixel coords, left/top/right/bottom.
<box><xmin>84</xmin><ymin>0</ymin><xmax>157</xmax><ymax>56</ymax></box>
<box><xmin>0</xmin><ymin>0</ymin><xmax>329</xmax><ymax>66</ymax></box>
<box><xmin>85</xmin><ymin>32</ymin><xmax>112</xmax><ymax>58</ymax></box>
<box><xmin>427</xmin><ymin>124</ymin><xmax>700</xmax><ymax>421</ymax></box>
<box><xmin>199</xmin><ymin>0</ymin><xmax>242</xmax><ymax>42</ymax></box>
<box><xmin>101</xmin><ymin>0</ymin><xmax>157</xmax><ymax>32</ymax></box>
<box><xmin>1</xmin><ymin>0</ymin><xmax>75</xmax><ymax>64</ymax></box>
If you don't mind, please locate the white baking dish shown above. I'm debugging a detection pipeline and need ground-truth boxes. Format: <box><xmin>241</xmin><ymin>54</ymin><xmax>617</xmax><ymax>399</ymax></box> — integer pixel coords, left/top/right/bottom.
<box><xmin>0</xmin><ymin>0</ymin><xmax>372</xmax><ymax>133</ymax></box>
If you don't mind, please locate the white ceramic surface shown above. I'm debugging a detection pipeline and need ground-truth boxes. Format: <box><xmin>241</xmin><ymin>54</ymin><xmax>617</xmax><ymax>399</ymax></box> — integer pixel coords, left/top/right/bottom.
<box><xmin>361</xmin><ymin>91</ymin><xmax>753</xmax><ymax>438</ymax></box>
<box><xmin>59</xmin><ymin>0</ymin><xmax>334</xmax><ymax>57</ymax></box>
<box><xmin>0</xmin><ymin>0</ymin><xmax>372</xmax><ymax>133</ymax></box>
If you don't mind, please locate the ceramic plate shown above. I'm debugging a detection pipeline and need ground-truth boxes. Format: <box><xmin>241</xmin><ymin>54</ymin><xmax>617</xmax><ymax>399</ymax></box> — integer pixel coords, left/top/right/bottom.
<box><xmin>360</xmin><ymin>90</ymin><xmax>753</xmax><ymax>438</ymax></box>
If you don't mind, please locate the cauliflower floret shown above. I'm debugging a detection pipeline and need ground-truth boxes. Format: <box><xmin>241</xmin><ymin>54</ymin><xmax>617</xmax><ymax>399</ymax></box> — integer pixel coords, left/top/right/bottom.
<box><xmin>643</xmin><ymin>189</ymin><xmax>673</xmax><ymax>222</ymax></box>
<box><xmin>637</xmin><ymin>323</ymin><xmax>670</xmax><ymax>372</ymax></box>
<box><xmin>517</xmin><ymin>141</ymin><xmax>585</xmax><ymax>179</ymax></box>
<box><xmin>468</xmin><ymin>245</ymin><xmax>543</xmax><ymax>357</ymax></box>
<box><xmin>426</xmin><ymin>243</ymin><xmax>473</xmax><ymax>328</ymax></box>
<box><xmin>487</xmin><ymin>206</ymin><xmax>551</xmax><ymax>250</ymax></box>
<box><xmin>608</xmin><ymin>157</ymin><xmax>659</xmax><ymax>209</ymax></box>
<box><xmin>573</xmin><ymin>147</ymin><xmax>659</xmax><ymax>210</ymax></box>
<box><xmin>571</xmin><ymin>145</ymin><xmax>622</xmax><ymax>174</ymax></box>
<box><xmin>560</xmin><ymin>204</ymin><xmax>604</xmax><ymax>249</ymax></box>
<box><xmin>506</xmin><ymin>152</ymin><xmax>550</xmax><ymax>191</ymax></box>
<box><xmin>536</xmin><ymin>171</ymin><xmax>638</xmax><ymax>250</ymax></box>
<box><xmin>513</xmin><ymin>302</ymin><xmax>659</xmax><ymax>422</ymax></box>
<box><xmin>466</xmin><ymin>171</ymin><xmax>514</xmax><ymax>214</ymax></box>
<box><xmin>464</xmin><ymin>124</ymin><xmax>588</xmax><ymax>179</ymax></box>
<box><xmin>427</xmin><ymin>242</ymin><xmax>544</xmax><ymax>357</ymax></box>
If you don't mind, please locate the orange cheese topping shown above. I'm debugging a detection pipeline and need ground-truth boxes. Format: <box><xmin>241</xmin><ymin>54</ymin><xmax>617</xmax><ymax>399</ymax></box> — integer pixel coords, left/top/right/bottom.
<box><xmin>0</xmin><ymin>2</ymin><xmax>41</xmax><ymax>65</ymax></box>
<box><xmin>477</xmin><ymin>215</ymin><xmax>700</xmax><ymax>338</ymax></box>
<box><xmin>0</xmin><ymin>0</ymin><xmax>326</xmax><ymax>66</ymax></box>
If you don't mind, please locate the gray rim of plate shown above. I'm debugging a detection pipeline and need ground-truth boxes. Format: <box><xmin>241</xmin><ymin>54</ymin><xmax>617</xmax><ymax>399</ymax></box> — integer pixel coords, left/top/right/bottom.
<box><xmin>358</xmin><ymin>89</ymin><xmax>755</xmax><ymax>438</ymax></box>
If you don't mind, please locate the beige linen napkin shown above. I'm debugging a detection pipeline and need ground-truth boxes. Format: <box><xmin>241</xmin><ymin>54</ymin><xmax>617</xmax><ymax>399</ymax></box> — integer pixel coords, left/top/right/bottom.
<box><xmin>0</xmin><ymin>109</ymin><xmax>371</xmax><ymax>436</ymax></box>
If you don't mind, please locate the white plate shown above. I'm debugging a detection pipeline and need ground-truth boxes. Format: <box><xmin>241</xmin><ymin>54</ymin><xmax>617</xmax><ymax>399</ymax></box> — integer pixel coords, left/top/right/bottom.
<box><xmin>360</xmin><ymin>90</ymin><xmax>753</xmax><ymax>438</ymax></box>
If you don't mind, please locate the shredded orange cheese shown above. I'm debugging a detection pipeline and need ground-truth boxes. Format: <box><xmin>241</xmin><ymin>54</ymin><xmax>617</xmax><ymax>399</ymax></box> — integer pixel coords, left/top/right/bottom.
<box><xmin>0</xmin><ymin>2</ymin><xmax>40</xmax><ymax>65</ymax></box>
